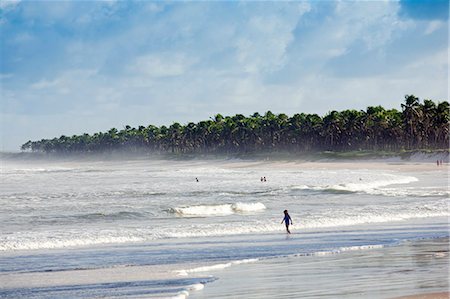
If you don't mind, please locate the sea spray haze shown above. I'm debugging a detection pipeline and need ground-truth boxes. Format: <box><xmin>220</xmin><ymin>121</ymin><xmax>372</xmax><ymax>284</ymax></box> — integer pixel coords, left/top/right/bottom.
<box><xmin>0</xmin><ymin>157</ymin><xmax>448</xmax><ymax>298</ymax></box>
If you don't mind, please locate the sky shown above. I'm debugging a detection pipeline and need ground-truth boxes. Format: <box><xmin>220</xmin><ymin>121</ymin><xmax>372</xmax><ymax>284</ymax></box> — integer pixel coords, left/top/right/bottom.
<box><xmin>0</xmin><ymin>0</ymin><xmax>448</xmax><ymax>151</ymax></box>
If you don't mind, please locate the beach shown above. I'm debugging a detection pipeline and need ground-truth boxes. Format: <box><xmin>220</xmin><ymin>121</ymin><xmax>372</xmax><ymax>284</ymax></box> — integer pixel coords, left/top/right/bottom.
<box><xmin>191</xmin><ymin>236</ymin><xmax>449</xmax><ymax>299</ymax></box>
<box><xmin>0</xmin><ymin>158</ymin><xmax>448</xmax><ymax>298</ymax></box>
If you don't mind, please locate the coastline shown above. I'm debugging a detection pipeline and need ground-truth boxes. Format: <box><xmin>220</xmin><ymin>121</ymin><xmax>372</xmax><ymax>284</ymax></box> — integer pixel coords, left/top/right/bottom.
<box><xmin>2</xmin><ymin>150</ymin><xmax>449</xmax><ymax>174</ymax></box>
<box><xmin>221</xmin><ymin>159</ymin><xmax>449</xmax><ymax>172</ymax></box>
<box><xmin>1</xmin><ymin>149</ymin><xmax>448</xmax><ymax>163</ymax></box>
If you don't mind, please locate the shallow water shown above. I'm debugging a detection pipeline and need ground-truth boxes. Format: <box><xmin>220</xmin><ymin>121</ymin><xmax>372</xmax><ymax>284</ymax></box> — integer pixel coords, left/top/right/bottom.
<box><xmin>0</xmin><ymin>158</ymin><xmax>448</xmax><ymax>298</ymax></box>
<box><xmin>191</xmin><ymin>237</ymin><xmax>449</xmax><ymax>299</ymax></box>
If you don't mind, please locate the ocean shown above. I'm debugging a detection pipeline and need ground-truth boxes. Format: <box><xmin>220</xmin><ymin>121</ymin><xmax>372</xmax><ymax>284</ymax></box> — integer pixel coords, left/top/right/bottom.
<box><xmin>0</xmin><ymin>158</ymin><xmax>448</xmax><ymax>298</ymax></box>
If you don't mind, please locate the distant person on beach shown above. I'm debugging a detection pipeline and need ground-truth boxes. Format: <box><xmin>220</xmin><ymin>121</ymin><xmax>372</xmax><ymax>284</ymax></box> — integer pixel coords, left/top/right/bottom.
<box><xmin>437</xmin><ymin>160</ymin><xmax>439</xmax><ymax>166</ymax></box>
<box><xmin>281</xmin><ymin>210</ymin><xmax>292</xmax><ymax>234</ymax></box>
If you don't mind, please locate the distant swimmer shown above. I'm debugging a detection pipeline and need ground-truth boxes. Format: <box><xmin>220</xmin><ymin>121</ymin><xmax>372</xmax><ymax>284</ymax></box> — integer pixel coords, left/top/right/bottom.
<box><xmin>261</xmin><ymin>177</ymin><xmax>264</xmax><ymax>182</ymax></box>
<box><xmin>196</xmin><ymin>178</ymin><xmax>199</xmax><ymax>182</ymax></box>
<box><xmin>263</xmin><ymin>176</ymin><xmax>267</xmax><ymax>182</ymax></box>
<box><xmin>281</xmin><ymin>210</ymin><xmax>292</xmax><ymax>234</ymax></box>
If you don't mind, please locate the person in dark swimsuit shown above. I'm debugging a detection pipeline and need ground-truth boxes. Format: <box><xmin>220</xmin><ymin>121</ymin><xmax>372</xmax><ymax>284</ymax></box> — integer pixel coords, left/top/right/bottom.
<box><xmin>281</xmin><ymin>209</ymin><xmax>292</xmax><ymax>234</ymax></box>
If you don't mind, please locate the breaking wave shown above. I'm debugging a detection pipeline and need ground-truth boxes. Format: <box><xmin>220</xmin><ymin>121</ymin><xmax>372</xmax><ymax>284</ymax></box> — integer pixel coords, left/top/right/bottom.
<box><xmin>170</xmin><ymin>202</ymin><xmax>266</xmax><ymax>217</ymax></box>
<box><xmin>291</xmin><ymin>175</ymin><xmax>434</xmax><ymax>197</ymax></box>
<box><xmin>1</xmin><ymin>204</ymin><xmax>447</xmax><ymax>251</ymax></box>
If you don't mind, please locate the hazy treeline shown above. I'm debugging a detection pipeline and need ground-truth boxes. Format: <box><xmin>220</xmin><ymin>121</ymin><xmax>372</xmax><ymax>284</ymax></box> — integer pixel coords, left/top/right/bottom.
<box><xmin>21</xmin><ymin>95</ymin><xmax>449</xmax><ymax>154</ymax></box>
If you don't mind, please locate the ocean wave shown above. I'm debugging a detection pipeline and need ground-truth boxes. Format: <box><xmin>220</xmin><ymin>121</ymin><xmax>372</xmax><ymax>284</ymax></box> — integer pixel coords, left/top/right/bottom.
<box><xmin>23</xmin><ymin>211</ymin><xmax>149</xmax><ymax>226</ymax></box>
<box><xmin>2</xmin><ymin>167</ymin><xmax>76</xmax><ymax>175</ymax></box>
<box><xmin>75</xmin><ymin>211</ymin><xmax>145</xmax><ymax>220</ymax></box>
<box><xmin>170</xmin><ymin>202</ymin><xmax>266</xmax><ymax>217</ymax></box>
<box><xmin>175</xmin><ymin>258</ymin><xmax>259</xmax><ymax>276</ymax></box>
<box><xmin>292</xmin><ymin>175</ymin><xmax>423</xmax><ymax>196</ymax></box>
<box><xmin>180</xmin><ymin>189</ymin><xmax>281</xmax><ymax>199</ymax></box>
<box><xmin>297</xmin><ymin>244</ymin><xmax>386</xmax><ymax>257</ymax></box>
<box><xmin>169</xmin><ymin>280</ymin><xmax>216</xmax><ymax>299</ymax></box>
<box><xmin>0</xmin><ymin>233</ymin><xmax>146</xmax><ymax>251</ymax></box>
<box><xmin>1</xmin><ymin>190</ymin><xmax>168</xmax><ymax>202</ymax></box>
<box><xmin>1</xmin><ymin>203</ymin><xmax>447</xmax><ymax>251</ymax></box>
<box><xmin>166</xmin><ymin>201</ymin><xmax>448</xmax><ymax>238</ymax></box>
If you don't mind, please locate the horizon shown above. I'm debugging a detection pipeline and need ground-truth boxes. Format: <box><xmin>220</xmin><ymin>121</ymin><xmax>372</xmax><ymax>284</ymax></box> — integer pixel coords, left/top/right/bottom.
<box><xmin>1</xmin><ymin>0</ymin><xmax>448</xmax><ymax>151</ymax></box>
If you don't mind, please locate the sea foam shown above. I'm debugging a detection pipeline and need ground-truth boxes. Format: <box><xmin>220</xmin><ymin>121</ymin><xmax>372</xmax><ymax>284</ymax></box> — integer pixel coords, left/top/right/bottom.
<box><xmin>171</xmin><ymin>202</ymin><xmax>266</xmax><ymax>217</ymax></box>
<box><xmin>2</xmin><ymin>202</ymin><xmax>448</xmax><ymax>251</ymax></box>
<box><xmin>175</xmin><ymin>258</ymin><xmax>259</xmax><ymax>276</ymax></box>
<box><xmin>295</xmin><ymin>175</ymin><xmax>419</xmax><ymax>194</ymax></box>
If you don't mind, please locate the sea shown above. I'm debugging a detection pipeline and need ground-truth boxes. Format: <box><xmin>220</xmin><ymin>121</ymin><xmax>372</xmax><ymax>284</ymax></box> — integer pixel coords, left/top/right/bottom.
<box><xmin>0</xmin><ymin>157</ymin><xmax>448</xmax><ymax>298</ymax></box>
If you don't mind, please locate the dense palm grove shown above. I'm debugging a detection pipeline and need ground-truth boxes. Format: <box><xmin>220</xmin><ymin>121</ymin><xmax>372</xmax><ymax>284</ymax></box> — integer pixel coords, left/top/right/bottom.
<box><xmin>21</xmin><ymin>95</ymin><xmax>449</xmax><ymax>154</ymax></box>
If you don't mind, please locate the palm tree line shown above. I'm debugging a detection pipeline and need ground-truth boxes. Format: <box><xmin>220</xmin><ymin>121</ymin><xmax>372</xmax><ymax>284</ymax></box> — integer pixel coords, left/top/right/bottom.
<box><xmin>21</xmin><ymin>95</ymin><xmax>449</xmax><ymax>154</ymax></box>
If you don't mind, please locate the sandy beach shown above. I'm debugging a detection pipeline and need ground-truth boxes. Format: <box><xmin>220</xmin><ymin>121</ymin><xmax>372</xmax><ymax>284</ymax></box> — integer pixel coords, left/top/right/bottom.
<box><xmin>221</xmin><ymin>159</ymin><xmax>449</xmax><ymax>172</ymax></box>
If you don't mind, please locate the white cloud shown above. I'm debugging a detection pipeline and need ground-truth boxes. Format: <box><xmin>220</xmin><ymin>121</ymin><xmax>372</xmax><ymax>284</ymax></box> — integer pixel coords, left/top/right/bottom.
<box><xmin>320</xmin><ymin>1</ymin><xmax>412</xmax><ymax>54</ymax></box>
<box><xmin>31</xmin><ymin>69</ymin><xmax>97</xmax><ymax>91</ymax></box>
<box><xmin>424</xmin><ymin>20</ymin><xmax>445</xmax><ymax>35</ymax></box>
<box><xmin>233</xmin><ymin>3</ymin><xmax>310</xmax><ymax>74</ymax></box>
<box><xmin>31</xmin><ymin>79</ymin><xmax>60</xmax><ymax>89</ymax></box>
<box><xmin>143</xmin><ymin>2</ymin><xmax>164</xmax><ymax>13</ymax></box>
<box><xmin>0</xmin><ymin>0</ymin><xmax>20</xmax><ymax>10</ymax></box>
<box><xmin>129</xmin><ymin>53</ymin><xmax>196</xmax><ymax>78</ymax></box>
<box><xmin>0</xmin><ymin>0</ymin><xmax>20</xmax><ymax>25</ymax></box>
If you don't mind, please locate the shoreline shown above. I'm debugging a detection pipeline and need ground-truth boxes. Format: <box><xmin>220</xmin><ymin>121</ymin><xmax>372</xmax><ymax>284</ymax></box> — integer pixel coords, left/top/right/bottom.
<box><xmin>1</xmin><ymin>149</ymin><xmax>448</xmax><ymax>163</ymax></box>
<box><xmin>2</xmin><ymin>152</ymin><xmax>449</xmax><ymax>174</ymax></box>
<box><xmin>221</xmin><ymin>159</ymin><xmax>449</xmax><ymax>172</ymax></box>
<box><xmin>190</xmin><ymin>237</ymin><xmax>449</xmax><ymax>299</ymax></box>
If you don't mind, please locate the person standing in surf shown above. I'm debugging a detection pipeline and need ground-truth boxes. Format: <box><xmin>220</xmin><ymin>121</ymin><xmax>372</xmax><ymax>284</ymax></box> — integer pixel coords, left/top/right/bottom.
<box><xmin>281</xmin><ymin>210</ymin><xmax>292</xmax><ymax>234</ymax></box>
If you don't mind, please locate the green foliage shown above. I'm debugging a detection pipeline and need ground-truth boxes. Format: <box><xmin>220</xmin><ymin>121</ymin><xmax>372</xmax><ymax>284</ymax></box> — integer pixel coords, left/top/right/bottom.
<box><xmin>21</xmin><ymin>95</ymin><xmax>449</xmax><ymax>154</ymax></box>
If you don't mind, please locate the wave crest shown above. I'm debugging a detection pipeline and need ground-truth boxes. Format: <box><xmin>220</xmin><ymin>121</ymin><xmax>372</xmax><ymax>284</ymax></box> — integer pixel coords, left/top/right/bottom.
<box><xmin>170</xmin><ymin>202</ymin><xmax>266</xmax><ymax>217</ymax></box>
<box><xmin>293</xmin><ymin>175</ymin><xmax>422</xmax><ymax>196</ymax></box>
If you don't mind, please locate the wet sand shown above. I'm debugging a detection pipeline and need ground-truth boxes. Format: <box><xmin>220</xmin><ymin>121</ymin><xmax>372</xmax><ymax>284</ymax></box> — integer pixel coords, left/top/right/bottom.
<box><xmin>190</xmin><ymin>237</ymin><xmax>449</xmax><ymax>299</ymax></box>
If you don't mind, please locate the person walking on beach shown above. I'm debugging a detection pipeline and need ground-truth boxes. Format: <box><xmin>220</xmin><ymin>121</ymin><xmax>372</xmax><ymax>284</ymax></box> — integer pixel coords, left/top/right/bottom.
<box><xmin>281</xmin><ymin>210</ymin><xmax>292</xmax><ymax>234</ymax></box>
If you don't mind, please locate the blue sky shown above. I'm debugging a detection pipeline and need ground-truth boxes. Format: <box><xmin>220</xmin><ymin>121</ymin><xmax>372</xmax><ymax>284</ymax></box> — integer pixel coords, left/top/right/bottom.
<box><xmin>0</xmin><ymin>0</ymin><xmax>448</xmax><ymax>151</ymax></box>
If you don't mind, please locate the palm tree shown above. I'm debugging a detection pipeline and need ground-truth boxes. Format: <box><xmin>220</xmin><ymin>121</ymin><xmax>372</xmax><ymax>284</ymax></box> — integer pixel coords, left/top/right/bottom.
<box><xmin>434</xmin><ymin>101</ymin><xmax>449</xmax><ymax>148</ymax></box>
<box><xmin>420</xmin><ymin>99</ymin><xmax>437</xmax><ymax>147</ymax></box>
<box><xmin>339</xmin><ymin>109</ymin><xmax>364</xmax><ymax>149</ymax></box>
<box><xmin>322</xmin><ymin>111</ymin><xmax>342</xmax><ymax>149</ymax></box>
<box><xmin>21</xmin><ymin>97</ymin><xmax>449</xmax><ymax>154</ymax></box>
<box><xmin>401</xmin><ymin>94</ymin><xmax>421</xmax><ymax>149</ymax></box>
